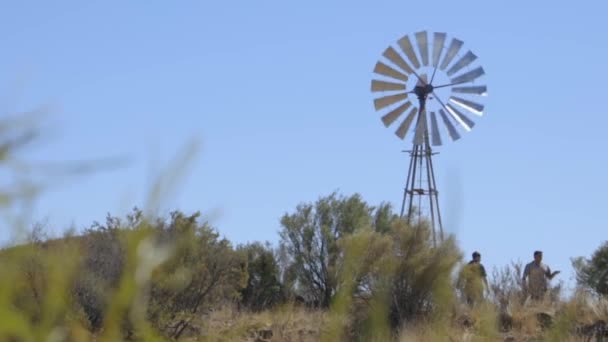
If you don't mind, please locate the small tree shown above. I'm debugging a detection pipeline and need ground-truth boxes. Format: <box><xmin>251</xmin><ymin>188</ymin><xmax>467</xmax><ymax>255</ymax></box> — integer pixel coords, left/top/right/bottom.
<box><xmin>238</xmin><ymin>242</ymin><xmax>284</xmax><ymax>311</ymax></box>
<box><xmin>573</xmin><ymin>241</ymin><xmax>608</xmax><ymax>297</ymax></box>
<box><xmin>372</xmin><ymin>202</ymin><xmax>397</xmax><ymax>234</ymax></box>
<box><xmin>278</xmin><ymin>191</ymin><xmax>384</xmax><ymax>308</ymax></box>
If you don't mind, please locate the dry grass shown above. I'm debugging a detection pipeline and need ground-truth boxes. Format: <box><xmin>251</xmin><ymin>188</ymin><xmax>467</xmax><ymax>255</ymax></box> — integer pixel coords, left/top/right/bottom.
<box><xmin>165</xmin><ymin>293</ymin><xmax>608</xmax><ymax>342</ymax></box>
<box><xmin>181</xmin><ymin>303</ymin><xmax>327</xmax><ymax>342</ymax></box>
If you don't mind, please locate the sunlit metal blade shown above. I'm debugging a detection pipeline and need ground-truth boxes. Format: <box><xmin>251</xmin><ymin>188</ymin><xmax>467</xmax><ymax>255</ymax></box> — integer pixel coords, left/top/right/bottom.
<box><xmin>373</xmin><ymin>61</ymin><xmax>409</xmax><ymax>82</ymax></box>
<box><xmin>415</xmin><ymin>31</ymin><xmax>429</xmax><ymax>66</ymax></box>
<box><xmin>373</xmin><ymin>93</ymin><xmax>408</xmax><ymax>111</ymax></box>
<box><xmin>395</xmin><ymin>107</ymin><xmax>418</xmax><ymax>139</ymax></box>
<box><xmin>430</xmin><ymin>111</ymin><xmax>442</xmax><ymax>146</ymax></box>
<box><xmin>446</xmin><ymin>103</ymin><xmax>475</xmax><ymax>131</ymax></box>
<box><xmin>432</xmin><ymin>32</ymin><xmax>446</xmax><ymax>67</ymax></box>
<box><xmin>382</xmin><ymin>46</ymin><xmax>415</xmax><ymax>74</ymax></box>
<box><xmin>381</xmin><ymin>101</ymin><xmax>412</xmax><ymax>127</ymax></box>
<box><xmin>439</xmin><ymin>109</ymin><xmax>461</xmax><ymax>141</ymax></box>
<box><xmin>413</xmin><ymin>109</ymin><xmax>427</xmax><ymax>145</ymax></box>
<box><xmin>371</xmin><ymin>79</ymin><xmax>406</xmax><ymax>92</ymax></box>
<box><xmin>452</xmin><ymin>85</ymin><xmax>487</xmax><ymax>95</ymax></box>
<box><xmin>440</xmin><ymin>38</ymin><xmax>463</xmax><ymax>70</ymax></box>
<box><xmin>397</xmin><ymin>35</ymin><xmax>421</xmax><ymax>69</ymax></box>
<box><xmin>450</xmin><ymin>66</ymin><xmax>485</xmax><ymax>84</ymax></box>
<box><xmin>449</xmin><ymin>96</ymin><xmax>484</xmax><ymax>115</ymax></box>
<box><xmin>446</xmin><ymin>51</ymin><xmax>477</xmax><ymax>76</ymax></box>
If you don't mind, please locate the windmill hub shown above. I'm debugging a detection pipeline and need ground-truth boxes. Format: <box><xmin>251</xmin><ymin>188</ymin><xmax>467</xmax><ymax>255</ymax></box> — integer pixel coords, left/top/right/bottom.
<box><xmin>414</xmin><ymin>83</ymin><xmax>434</xmax><ymax>99</ymax></box>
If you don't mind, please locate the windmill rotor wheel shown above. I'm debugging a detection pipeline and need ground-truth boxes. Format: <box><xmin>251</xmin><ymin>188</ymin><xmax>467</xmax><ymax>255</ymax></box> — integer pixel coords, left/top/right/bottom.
<box><xmin>371</xmin><ymin>30</ymin><xmax>488</xmax><ymax>146</ymax></box>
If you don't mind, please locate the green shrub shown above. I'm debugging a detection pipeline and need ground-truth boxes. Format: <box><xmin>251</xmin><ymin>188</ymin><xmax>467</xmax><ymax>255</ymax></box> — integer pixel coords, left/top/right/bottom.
<box><xmin>237</xmin><ymin>242</ymin><xmax>285</xmax><ymax>312</ymax></box>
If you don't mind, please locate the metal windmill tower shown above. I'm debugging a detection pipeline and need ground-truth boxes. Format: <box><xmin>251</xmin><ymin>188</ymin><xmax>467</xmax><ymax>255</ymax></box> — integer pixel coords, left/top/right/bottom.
<box><xmin>370</xmin><ymin>30</ymin><xmax>487</xmax><ymax>245</ymax></box>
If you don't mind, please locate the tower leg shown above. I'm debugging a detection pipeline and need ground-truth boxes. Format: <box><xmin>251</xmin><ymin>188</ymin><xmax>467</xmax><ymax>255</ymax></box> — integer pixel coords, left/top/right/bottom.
<box><xmin>403</xmin><ymin>144</ymin><xmax>420</xmax><ymax>226</ymax></box>
<box><xmin>400</xmin><ymin>137</ymin><xmax>444</xmax><ymax>247</ymax></box>
<box><xmin>400</xmin><ymin>146</ymin><xmax>415</xmax><ymax>219</ymax></box>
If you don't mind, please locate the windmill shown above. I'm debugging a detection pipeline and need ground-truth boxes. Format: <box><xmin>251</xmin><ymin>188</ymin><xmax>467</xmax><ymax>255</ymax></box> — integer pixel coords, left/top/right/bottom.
<box><xmin>370</xmin><ymin>31</ymin><xmax>487</xmax><ymax>246</ymax></box>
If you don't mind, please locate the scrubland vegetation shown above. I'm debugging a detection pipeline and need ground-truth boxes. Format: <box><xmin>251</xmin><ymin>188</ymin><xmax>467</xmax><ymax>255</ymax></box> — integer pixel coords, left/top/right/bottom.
<box><xmin>1</xmin><ymin>114</ymin><xmax>607</xmax><ymax>341</ymax></box>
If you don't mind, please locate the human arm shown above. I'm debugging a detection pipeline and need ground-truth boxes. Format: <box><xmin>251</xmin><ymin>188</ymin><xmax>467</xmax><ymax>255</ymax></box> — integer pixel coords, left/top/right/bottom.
<box><xmin>544</xmin><ymin>265</ymin><xmax>560</xmax><ymax>280</ymax></box>
<box><xmin>481</xmin><ymin>265</ymin><xmax>489</xmax><ymax>289</ymax></box>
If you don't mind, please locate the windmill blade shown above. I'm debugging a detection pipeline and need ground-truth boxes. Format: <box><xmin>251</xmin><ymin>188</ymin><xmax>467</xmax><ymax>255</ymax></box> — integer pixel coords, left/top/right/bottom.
<box><xmin>440</xmin><ymin>38</ymin><xmax>463</xmax><ymax>70</ymax></box>
<box><xmin>382</xmin><ymin>46</ymin><xmax>415</xmax><ymax>74</ymax></box>
<box><xmin>371</xmin><ymin>79</ymin><xmax>406</xmax><ymax>92</ymax></box>
<box><xmin>381</xmin><ymin>101</ymin><xmax>412</xmax><ymax>127</ymax></box>
<box><xmin>452</xmin><ymin>85</ymin><xmax>487</xmax><ymax>95</ymax></box>
<box><xmin>439</xmin><ymin>109</ymin><xmax>461</xmax><ymax>141</ymax></box>
<box><xmin>449</xmin><ymin>96</ymin><xmax>484</xmax><ymax>115</ymax></box>
<box><xmin>413</xmin><ymin>109</ymin><xmax>427</xmax><ymax>145</ymax></box>
<box><xmin>432</xmin><ymin>32</ymin><xmax>446</xmax><ymax>67</ymax></box>
<box><xmin>446</xmin><ymin>51</ymin><xmax>477</xmax><ymax>76</ymax></box>
<box><xmin>430</xmin><ymin>111</ymin><xmax>442</xmax><ymax>146</ymax></box>
<box><xmin>446</xmin><ymin>103</ymin><xmax>475</xmax><ymax>131</ymax></box>
<box><xmin>373</xmin><ymin>61</ymin><xmax>409</xmax><ymax>82</ymax></box>
<box><xmin>395</xmin><ymin>107</ymin><xmax>418</xmax><ymax>139</ymax></box>
<box><xmin>450</xmin><ymin>66</ymin><xmax>485</xmax><ymax>84</ymax></box>
<box><xmin>415</xmin><ymin>31</ymin><xmax>429</xmax><ymax>66</ymax></box>
<box><xmin>374</xmin><ymin>93</ymin><xmax>408</xmax><ymax>111</ymax></box>
<box><xmin>397</xmin><ymin>35</ymin><xmax>421</xmax><ymax>69</ymax></box>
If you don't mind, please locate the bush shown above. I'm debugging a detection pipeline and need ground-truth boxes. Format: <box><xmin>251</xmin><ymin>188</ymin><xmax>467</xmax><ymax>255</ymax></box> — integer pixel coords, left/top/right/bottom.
<box><xmin>322</xmin><ymin>218</ymin><xmax>463</xmax><ymax>341</ymax></box>
<box><xmin>147</xmin><ymin>210</ymin><xmax>247</xmax><ymax>339</ymax></box>
<box><xmin>237</xmin><ymin>242</ymin><xmax>284</xmax><ymax>312</ymax></box>
<box><xmin>573</xmin><ymin>240</ymin><xmax>608</xmax><ymax>297</ymax></box>
<box><xmin>6</xmin><ymin>208</ymin><xmax>249</xmax><ymax>340</ymax></box>
<box><xmin>385</xmin><ymin>220</ymin><xmax>462</xmax><ymax>329</ymax></box>
<box><xmin>72</xmin><ymin>216</ymin><xmax>126</xmax><ymax>331</ymax></box>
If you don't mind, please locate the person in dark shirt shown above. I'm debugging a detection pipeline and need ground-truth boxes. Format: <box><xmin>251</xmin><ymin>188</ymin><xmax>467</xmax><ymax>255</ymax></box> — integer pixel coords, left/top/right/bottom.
<box><xmin>459</xmin><ymin>251</ymin><xmax>489</xmax><ymax>306</ymax></box>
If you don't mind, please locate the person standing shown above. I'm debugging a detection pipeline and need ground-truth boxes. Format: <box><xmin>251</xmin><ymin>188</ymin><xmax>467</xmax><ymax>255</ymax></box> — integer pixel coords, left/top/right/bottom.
<box><xmin>459</xmin><ymin>251</ymin><xmax>489</xmax><ymax>305</ymax></box>
<box><xmin>522</xmin><ymin>250</ymin><xmax>560</xmax><ymax>300</ymax></box>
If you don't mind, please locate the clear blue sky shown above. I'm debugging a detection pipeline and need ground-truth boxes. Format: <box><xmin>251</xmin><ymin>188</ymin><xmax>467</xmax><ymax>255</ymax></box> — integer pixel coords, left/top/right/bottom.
<box><xmin>1</xmin><ymin>1</ymin><xmax>607</xmax><ymax>292</ymax></box>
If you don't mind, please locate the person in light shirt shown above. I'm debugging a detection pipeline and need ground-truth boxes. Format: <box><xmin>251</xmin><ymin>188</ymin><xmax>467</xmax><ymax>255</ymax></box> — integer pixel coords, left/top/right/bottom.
<box><xmin>522</xmin><ymin>250</ymin><xmax>560</xmax><ymax>300</ymax></box>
